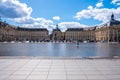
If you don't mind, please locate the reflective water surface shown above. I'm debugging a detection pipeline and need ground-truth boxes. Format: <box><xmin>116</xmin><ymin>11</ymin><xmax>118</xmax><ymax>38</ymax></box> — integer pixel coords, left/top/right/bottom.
<box><xmin>0</xmin><ymin>42</ymin><xmax>120</xmax><ymax>58</ymax></box>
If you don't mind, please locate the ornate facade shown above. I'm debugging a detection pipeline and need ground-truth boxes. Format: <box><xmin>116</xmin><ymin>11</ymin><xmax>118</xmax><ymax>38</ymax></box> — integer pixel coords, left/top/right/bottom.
<box><xmin>95</xmin><ymin>25</ymin><xmax>120</xmax><ymax>42</ymax></box>
<box><xmin>0</xmin><ymin>21</ymin><xmax>49</xmax><ymax>42</ymax></box>
<box><xmin>0</xmin><ymin>14</ymin><xmax>120</xmax><ymax>42</ymax></box>
<box><xmin>51</xmin><ymin>26</ymin><xmax>63</xmax><ymax>41</ymax></box>
<box><xmin>65</xmin><ymin>14</ymin><xmax>120</xmax><ymax>42</ymax></box>
<box><xmin>65</xmin><ymin>27</ymin><xmax>96</xmax><ymax>42</ymax></box>
<box><xmin>95</xmin><ymin>14</ymin><xmax>120</xmax><ymax>42</ymax></box>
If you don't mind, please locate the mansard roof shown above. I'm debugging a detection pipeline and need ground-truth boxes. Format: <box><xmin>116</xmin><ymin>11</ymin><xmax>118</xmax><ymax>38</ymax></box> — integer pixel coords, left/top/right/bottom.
<box><xmin>107</xmin><ymin>14</ymin><xmax>120</xmax><ymax>26</ymax></box>
<box><xmin>66</xmin><ymin>28</ymin><xmax>84</xmax><ymax>31</ymax></box>
<box><xmin>109</xmin><ymin>19</ymin><xmax>120</xmax><ymax>26</ymax></box>
<box><xmin>0</xmin><ymin>21</ymin><xmax>8</xmax><ymax>27</ymax></box>
<box><xmin>53</xmin><ymin>28</ymin><xmax>61</xmax><ymax>31</ymax></box>
<box><xmin>16</xmin><ymin>27</ymin><xmax>48</xmax><ymax>31</ymax></box>
<box><xmin>0</xmin><ymin>21</ymin><xmax>48</xmax><ymax>31</ymax></box>
<box><xmin>83</xmin><ymin>27</ymin><xmax>96</xmax><ymax>30</ymax></box>
<box><xmin>97</xmin><ymin>14</ymin><xmax>120</xmax><ymax>28</ymax></box>
<box><xmin>66</xmin><ymin>27</ymin><xmax>96</xmax><ymax>31</ymax></box>
<box><xmin>52</xmin><ymin>26</ymin><xmax>61</xmax><ymax>32</ymax></box>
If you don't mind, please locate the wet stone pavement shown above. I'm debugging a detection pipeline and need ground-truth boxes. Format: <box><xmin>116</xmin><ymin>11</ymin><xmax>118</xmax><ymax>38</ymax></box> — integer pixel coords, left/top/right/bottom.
<box><xmin>0</xmin><ymin>58</ymin><xmax>120</xmax><ymax>80</ymax></box>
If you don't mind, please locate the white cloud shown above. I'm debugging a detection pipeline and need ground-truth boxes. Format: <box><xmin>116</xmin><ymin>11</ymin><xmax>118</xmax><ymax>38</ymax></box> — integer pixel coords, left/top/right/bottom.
<box><xmin>111</xmin><ymin>0</ymin><xmax>120</xmax><ymax>5</ymax></box>
<box><xmin>20</xmin><ymin>17</ymin><xmax>55</xmax><ymax>32</ymax></box>
<box><xmin>75</xmin><ymin>6</ymin><xmax>120</xmax><ymax>23</ymax></box>
<box><xmin>75</xmin><ymin>6</ymin><xmax>93</xmax><ymax>20</ymax></box>
<box><xmin>96</xmin><ymin>2</ymin><xmax>103</xmax><ymax>8</ymax></box>
<box><xmin>53</xmin><ymin>16</ymin><xmax>60</xmax><ymax>21</ymax></box>
<box><xmin>88</xmin><ymin>6</ymin><xmax>93</xmax><ymax>10</ymax></box>
<box><xmin>0</xmin><ymin>0</ymin><xmax>62</xmax><ymax>33</ymax></box>
<box><xmin>2</xmin><ymin>0</ymin><xmax>7</xmax><ymax>2</ymax></box>
<box><xmin>58</xmin><ymin>22</ymin><xmax>88</xmax><ymax>32</ymax></box>
<box><xmin>14</xmin><ymin>17</ymin><xmax>34</xmax><ymax>24</ymax></box>
<box><xmin>96</xmin><ymin>0</ymin><xmax>103</xmax><ymax>8</ymax></box>
<box><xmin>74</xmin><ymin>0</ymin><xmax>119</xmax><ymax>24</ymax></box>
<box><xmin>0</xmin><ymin>0</ymin><xmax>32</xmax><ymax>18</ymax></box>
<box><xmin>3</xmin><ymin>0</ymin><xmax>119</xmax><ymax>33</ymax></box>
<box><xmin>22</xmin><ymin>20</ymin><xmax>88</xmax><ymax>32</ymax></box>
<box><xmin>0</xmin><ymin>0</ymin><xmax>56</xmax><ymax>32</ymax></box>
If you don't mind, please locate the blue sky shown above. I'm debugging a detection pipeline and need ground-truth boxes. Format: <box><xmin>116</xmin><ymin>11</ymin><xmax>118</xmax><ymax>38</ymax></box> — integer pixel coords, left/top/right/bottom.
<box><xmin>0</xmin><ymin>0</ymin><xmax>120</xmax><ymax>32</ymax></box>
<box><xmin>20</xmin><ymin>0</ymin><xmax>119</xmax><ymax>24</ymax></box>
<box><xmin>20</xmin><ymin>0</ymin><xmax>103</xmax><ymax>25</ymax></box>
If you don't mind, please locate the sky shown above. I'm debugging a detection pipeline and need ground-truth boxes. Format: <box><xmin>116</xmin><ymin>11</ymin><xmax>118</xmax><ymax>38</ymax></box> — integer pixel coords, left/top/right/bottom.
<box><xmin>0</xmin><ymin>0</ymin><xmax>120</xmax><ymax>32</ymax></box>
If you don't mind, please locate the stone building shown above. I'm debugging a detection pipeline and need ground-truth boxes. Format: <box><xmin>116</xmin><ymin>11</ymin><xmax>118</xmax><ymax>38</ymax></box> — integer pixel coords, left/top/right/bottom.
<box><xmin>95</xmin><ymin>14</ymin><xmax>120</xmax><ymax>42</ymax></box>
<box><xmin>0</xmin><ymin>21</ymin><xmax>49</xmax><ymax>42</ymax></box>
<box><xmin>0</xmin><ymin>14</ymin><xmax>120</xmax><ymax>42</ymax></box>
<box><xmin>51</xmin><ymin>25</ymin><xmax>63</xmax><ymax>42</ymax></box>
<box><xmin>65</xmin><ymin>27</ymin><xmax>96</xmax><ymax>42</ymax></box>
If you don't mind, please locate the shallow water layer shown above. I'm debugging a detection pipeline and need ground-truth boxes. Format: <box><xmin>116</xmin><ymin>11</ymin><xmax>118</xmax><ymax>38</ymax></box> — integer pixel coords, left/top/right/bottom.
<box><xmin>0</xmin><ymin>42</ymin><xmax>120</xmax><ymax>58</ymax></box>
